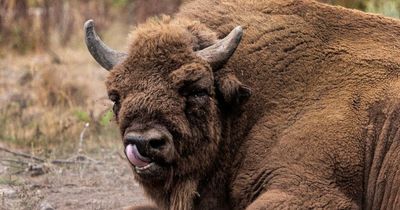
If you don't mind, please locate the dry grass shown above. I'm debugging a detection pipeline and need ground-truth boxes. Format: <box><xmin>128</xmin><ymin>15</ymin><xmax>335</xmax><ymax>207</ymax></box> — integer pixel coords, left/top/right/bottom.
<box><xmin>0</xmin><ymin>32</ymin><xmax>127</xmax><ymax>157</ymax></box>
<box><xmin>0</xmin><ymin>19</ymin><xmax>141</xmax><ymax>208</ymax></box>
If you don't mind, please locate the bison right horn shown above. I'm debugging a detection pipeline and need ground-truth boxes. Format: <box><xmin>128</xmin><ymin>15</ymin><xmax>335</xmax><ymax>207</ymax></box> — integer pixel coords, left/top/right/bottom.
<box><xmin>84</xmin><ymin>20</ymin><xmax>127</xmax><ymax>71</ymax></box>
<box><xmin>196</xmin><ymin>26</ymin><xmax>243</xmax><ymax>70</ymax></box>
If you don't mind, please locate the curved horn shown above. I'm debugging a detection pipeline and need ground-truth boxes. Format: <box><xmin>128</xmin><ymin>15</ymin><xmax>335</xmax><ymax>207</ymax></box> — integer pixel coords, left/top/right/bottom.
<box><xmin>84</xmin><ymin>20</ymin><xmax>127</xmax><ymax>71</ymax></box>
<box><xmin>196</xmin><ymin>26</ymin><xmax>243</xmax><ymax>70</ymax></box>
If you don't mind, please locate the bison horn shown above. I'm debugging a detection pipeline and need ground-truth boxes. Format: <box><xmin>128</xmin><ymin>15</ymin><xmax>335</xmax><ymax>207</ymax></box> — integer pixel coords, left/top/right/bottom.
<box><xmin>196</xmin><ymin>26</ymin><xmax>243</xmax><ymax>69</ymax></box>
<box><xmin>84</xmin><ymin>20</ymin><xmax>127</xmax><ymax>71</ymax></box>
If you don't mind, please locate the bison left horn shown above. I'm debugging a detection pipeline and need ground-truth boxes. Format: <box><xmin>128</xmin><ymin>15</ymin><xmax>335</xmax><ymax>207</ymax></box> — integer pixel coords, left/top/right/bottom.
<box><xmin>84</xmin><ymin>20</ymin><xmax>127</xmax><ymax>71</ymax></box>
<box><xmin>196</xmin><ymin>26</ymin><xmax>243</xmax><ymax>70</ymax></box>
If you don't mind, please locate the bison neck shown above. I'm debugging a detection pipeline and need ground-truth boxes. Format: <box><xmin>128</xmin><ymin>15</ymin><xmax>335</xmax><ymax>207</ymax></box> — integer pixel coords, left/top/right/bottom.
<box><xmin>141</xmin><ymin>178</ymin><xmax>198</xmax><ymax>210</ymax></box>
<box><xmin>193</xmin><ymin>113</ymin><xmax>249</xmax><ymax>210</ymax></box>
<box><xmin>190</xmin><ymin>113</ymin><xmax>253</xmax><ymax>210</ymax></box>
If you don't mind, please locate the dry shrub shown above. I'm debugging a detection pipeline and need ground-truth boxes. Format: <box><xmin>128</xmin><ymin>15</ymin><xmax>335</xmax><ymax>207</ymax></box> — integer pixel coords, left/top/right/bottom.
<box><xmin>34</xmin><ymin>68</ymin><xmax>88</xmax><ymax>108</ymax></box>
<box><xmin>0</xmin><ymin>53</ymin><xmax>119</xmax><ymax>155</ymax></box>
<box><xmin>0</xmin><ymin>0</ymin><xmax>185</xmax><ymax>53</ymax></box>
<box><xmin>320</xmin><ymin>0</ymin><xmax>400</xmax><ymax>18</ymax></box>
<box><xmin>0</xmin><ymin>0</ymin><xmax>33</xmax><ymax>53</ymax></box>
<box><xmin>0</xmin><ymin>0</ymin><xmax>116</xmax><ymax>53</ymax></box>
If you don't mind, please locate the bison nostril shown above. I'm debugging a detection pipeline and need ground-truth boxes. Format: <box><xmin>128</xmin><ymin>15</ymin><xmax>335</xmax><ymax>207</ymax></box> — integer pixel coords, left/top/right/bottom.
<box><xmin>149</xmin><ymin>139</ymin><xmax>166</xmax><ymax>150</ymax></box>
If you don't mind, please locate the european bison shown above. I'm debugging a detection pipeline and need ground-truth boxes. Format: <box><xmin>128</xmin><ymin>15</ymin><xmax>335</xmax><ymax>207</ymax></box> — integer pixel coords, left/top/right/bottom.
<box><xmin>84</xmin><ymin>0</ymin><xmax>400</xmax><ymax>209</ymax></box>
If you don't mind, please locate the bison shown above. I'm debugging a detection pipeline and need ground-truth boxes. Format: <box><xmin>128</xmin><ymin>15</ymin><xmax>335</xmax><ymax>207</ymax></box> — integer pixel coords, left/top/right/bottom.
<box><xmin>84</xmin><ymin>0</ymin><xmax>400</xmax><ymax>209</ymax></box>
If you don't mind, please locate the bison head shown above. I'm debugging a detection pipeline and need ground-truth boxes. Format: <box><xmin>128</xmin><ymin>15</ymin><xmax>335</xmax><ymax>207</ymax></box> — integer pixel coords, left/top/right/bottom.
<box><xmin>84</xmin><ymin>18</ymin><xmax>250</xmax><ymax>187</ymax></box>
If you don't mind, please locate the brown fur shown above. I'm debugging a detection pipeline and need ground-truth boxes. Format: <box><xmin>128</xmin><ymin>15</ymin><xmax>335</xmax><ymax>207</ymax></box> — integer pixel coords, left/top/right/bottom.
<box><xmin>104</xmin><ymin>0</ymin><xmax>400</xmax><ymax>209</ymax></box>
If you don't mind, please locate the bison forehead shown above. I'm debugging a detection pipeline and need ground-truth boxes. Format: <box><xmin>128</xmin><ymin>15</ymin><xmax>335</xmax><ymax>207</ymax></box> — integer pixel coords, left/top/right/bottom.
<box><xmin>127</xmin><ymin>19</ymin><xmax>196</xmax><ymax>64</ymax></box>
<box><xmin>106</xmin><ymin>69</ymin><xmax>172</xmax><ymax>99</ymax></box>
<box><xmin>106</xmin><ymin>41</ymin><xmax>213</xmax><ymax>97</ymax></box>
<box><xmin>105</xmin><ymin>25</ymin><xmax>205</xmax><ymax>92</ymax></box>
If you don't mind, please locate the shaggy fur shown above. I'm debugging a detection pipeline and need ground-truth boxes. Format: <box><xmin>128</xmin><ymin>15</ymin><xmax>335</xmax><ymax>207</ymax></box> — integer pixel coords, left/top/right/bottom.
<box><xmin>104</xmin><ymin>0</ymin><xmax>400</xmax><ymax>209</ymax></box>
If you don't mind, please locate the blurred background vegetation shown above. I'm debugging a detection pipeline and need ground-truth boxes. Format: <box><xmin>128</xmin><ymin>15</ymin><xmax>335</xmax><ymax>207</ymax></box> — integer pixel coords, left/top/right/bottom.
<box><xmin>0</xmin><ymin>0</ymin><xmax>399</xmax><ymax>156</ymax></box>
<box><xmin>321</xmin><ymin>0</ymin><xmax>400</xmax><ymax>18</ymax></box>
<box><xmin>0</xmin><ymin>0</ymin><xmax>182</xmax><ymax>53</ymax></box>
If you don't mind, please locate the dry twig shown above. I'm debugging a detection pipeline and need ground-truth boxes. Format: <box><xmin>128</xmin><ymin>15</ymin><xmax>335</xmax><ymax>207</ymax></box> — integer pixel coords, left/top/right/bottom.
<box><xmin>77</xmin><ymin>122</ymin><xmax>90</xmax><ymax>155</ymax></box>
<box><xmin>0</xmin><ymin>146</ymin><xmax>44</xmax><ymax>162</ymax></box>
<box><xmin>0</xmin><ymin>123</ymin><xmax>102</xmax><ymax>170</ymax></box>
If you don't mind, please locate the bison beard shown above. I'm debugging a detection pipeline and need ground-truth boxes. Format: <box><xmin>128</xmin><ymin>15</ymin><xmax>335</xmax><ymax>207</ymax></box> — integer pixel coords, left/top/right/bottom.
<box><xmin>85</xmin><ymin>0</ymin><xmax>400</xmax><ymax>209</ymax></box>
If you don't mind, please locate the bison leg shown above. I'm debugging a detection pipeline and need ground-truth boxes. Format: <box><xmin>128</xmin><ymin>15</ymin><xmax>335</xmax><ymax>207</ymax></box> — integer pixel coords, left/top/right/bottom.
<box><xmin>368</xmin><ymin>145</ymin><xmax>400</xmax><ymax>210</ymax></box>
<box><xmin>246</xmin><ymin>188</ymin><xmax>358</xmax><ymax>210</ymax></box>
<box><xmin>364</xmin><ymin>102</ymin><xmax>400</xmax><ymax>210</ymax></box>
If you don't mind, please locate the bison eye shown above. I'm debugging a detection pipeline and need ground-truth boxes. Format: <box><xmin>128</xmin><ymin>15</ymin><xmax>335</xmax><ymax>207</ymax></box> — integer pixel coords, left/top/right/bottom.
<box><xmin>109</xmin><ymin>93</ymin><xmax>119</xmax><ymax>103</ymax></box>
<box><xmin>108</xmin><ymin>93</ymin><xmax>121</xmax><ymax>116</ymax></box>
<box><xmin>112</xmin><ymin>102</ymin><xmax>120</xmax><ymax>115</ymax></box>
<box><xmin>186</xmin><ymin>89</ymin><xmax>209</xmax><ymax>106</ymax></box>
<box><xmin>189</xmin><ymin>89</ymin><xmax>209</xmax><ymax>98</ymax></box>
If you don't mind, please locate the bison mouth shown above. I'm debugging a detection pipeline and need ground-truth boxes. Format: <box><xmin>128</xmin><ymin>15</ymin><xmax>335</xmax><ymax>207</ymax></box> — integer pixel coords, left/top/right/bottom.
<box><xmin>125</xmin><ymin>144</ymin><xmax>154</xmax><ymax>170</ymax></box>
<box><xmin>123</xmin><ymin>125</ymin><xmax>176</xmax><ymax>180</ymax></box>
<box><xmin>124</xmin><ymin>143</ymin><xmax>169</xmax><ymax>181</ymax></box>
<box><xmin>124</xmin><ymin>142</ymin><xmax>170</xmax><ymax>178</ymax></box>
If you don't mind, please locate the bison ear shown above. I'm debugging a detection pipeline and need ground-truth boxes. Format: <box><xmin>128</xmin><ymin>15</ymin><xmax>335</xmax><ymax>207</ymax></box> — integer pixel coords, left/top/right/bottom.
<box><xmin>217</xmin><ymin>74</ymin><xmax>251</xmax><ymax>107</ymax></box>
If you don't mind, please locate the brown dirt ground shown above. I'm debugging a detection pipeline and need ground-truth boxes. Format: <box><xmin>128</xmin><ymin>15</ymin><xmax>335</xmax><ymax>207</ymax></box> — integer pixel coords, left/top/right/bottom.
<box><xmin>0</xmin><ymin>146</ymin><xmax>152</xmax><ymax>210</ymax></box>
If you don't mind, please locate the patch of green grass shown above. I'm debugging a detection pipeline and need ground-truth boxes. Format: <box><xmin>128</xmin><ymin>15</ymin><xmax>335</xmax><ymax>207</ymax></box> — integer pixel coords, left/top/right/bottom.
<box><xmin>112</xmin><ymin>0</ymin><xmax>131</xmax><ymax>8</ymax></box>
<box><xmin>0</xmin><ymin>175</ymin><xmax>23</xmax><ymax>186</ymax></box>
<box><xmin>73</xmin><ymin>109</ymin><xmax>91</xmax><ymax>123</ymax></box>
<box><xmin>100</xmin><ymin>110</ymin><xmax>114</xmax><ymax>127</ymax></box>
<box><xmin>328</xmin><ymin>0</ymin><xmax>400</xmax><ymax>18</ymax></box>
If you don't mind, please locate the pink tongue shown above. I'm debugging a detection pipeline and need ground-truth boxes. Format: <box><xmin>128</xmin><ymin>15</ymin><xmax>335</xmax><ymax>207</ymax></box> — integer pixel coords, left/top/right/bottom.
<box><xmin>126</xmin><ymin>144</ymin><xmax>151</xmax><ymax>167</ymax></box>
